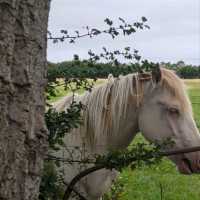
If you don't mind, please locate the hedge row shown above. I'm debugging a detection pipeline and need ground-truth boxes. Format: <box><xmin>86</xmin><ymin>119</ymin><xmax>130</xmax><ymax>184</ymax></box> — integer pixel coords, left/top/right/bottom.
<box><xmin>47</xmin><ymin>60</ymin><xmax>200</xmax><ymax>81</ymax></box>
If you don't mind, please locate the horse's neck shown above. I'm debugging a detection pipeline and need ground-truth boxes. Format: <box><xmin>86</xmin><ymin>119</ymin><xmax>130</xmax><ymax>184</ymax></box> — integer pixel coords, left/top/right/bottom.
<box><xmin>106</xmin><ymin>102</ymin><xmax>139</xmax><ymax>150</ymax></box>
<box><xmin>74</xmin><ymin>78</ymin><xmax>152</xmax><ymax>153</ymax></box>
<box><xmin>85</xmin><ymin>93</ymin><xmax>140</xmax><ymax>154</ymax></box>
<box><xmin>87</xmin><ymin>76</ymin><xmax>152</xmax><ymax>153</ymax></box>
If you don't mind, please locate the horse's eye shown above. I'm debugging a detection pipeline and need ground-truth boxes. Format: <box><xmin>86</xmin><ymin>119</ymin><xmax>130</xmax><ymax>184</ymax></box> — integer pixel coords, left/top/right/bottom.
<box><xmin>168</xmin><ymin>107</ymin><xmax>179</xmax><ymax>115</ymax></box>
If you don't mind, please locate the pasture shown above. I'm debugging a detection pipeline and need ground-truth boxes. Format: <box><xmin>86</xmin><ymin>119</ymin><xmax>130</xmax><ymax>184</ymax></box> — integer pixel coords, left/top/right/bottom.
<box><xmin>49</xmin><ymin>79</ymin><xmax>200</xmax><ymax>200</ymax></box>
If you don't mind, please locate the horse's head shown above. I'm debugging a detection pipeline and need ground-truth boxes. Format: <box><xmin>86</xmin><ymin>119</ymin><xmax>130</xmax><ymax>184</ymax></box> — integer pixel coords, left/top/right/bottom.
<box><xmin>138</xmin><ymin>67</ymin><xmax>200</xmax><ymax>174</ymax></box>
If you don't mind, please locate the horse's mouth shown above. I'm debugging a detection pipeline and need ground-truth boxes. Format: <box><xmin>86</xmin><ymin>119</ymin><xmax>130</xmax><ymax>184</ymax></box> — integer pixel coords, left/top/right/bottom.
<box><xmin>177</xmin><ymin>158</ymin><xmax>193</xmax><ymax>175</ymax></box>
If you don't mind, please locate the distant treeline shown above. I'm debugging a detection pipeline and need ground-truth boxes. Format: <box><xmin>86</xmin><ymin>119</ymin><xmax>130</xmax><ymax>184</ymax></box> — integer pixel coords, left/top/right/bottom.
<box><xmin>48</xmin><ymin>60</ymin><xmax>200</xmax><ymax>81</ymax></box>
<box><xmin>162</xmin><ymin>62</ymin><xmax>200</xmax><ymax>79</ymax></box>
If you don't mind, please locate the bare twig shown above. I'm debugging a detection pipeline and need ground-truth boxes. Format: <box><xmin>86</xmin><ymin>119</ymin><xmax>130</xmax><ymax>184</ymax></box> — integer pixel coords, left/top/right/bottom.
<box><xmin>63</xmin><ymin>165</ymin><xmax>105</xmax><ymax>200</ymax></box>
<box><xmin>63</xmin><ymin>181</ymin><xmax>87</xmax><ymax>200</ymax></box>
<box><xmin>160</xmin><ymin>146</ymin><xmax>200</xmax><ymax>157</ymax></box>
<box><xmin>46</xmin><ymin>154</ymin><xmax>95</xmax><ymax>164</ymax></box>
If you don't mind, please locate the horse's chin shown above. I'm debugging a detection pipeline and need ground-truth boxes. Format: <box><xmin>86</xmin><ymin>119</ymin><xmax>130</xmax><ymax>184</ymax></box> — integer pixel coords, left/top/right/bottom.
<box><xmin>176</xmin><ymin>158</ymin><xmax>193</xmax><ymax>175</ymax></box>
<box><xmin>169</xmin><ymin>155</ymin><xmax>194</xmax><ymax>175</ymax></box>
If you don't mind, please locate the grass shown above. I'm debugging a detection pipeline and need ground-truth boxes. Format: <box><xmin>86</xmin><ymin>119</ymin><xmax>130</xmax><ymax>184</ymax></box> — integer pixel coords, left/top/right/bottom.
<box><xmin>186</xmin><ymin>80</ymin><xmax>200</xmax><ymax>128</ymax></box>
<box><xmin>48</xmin><ymin>79</ymin><xmax>106</xmax><ymax>103</ymax></box>
<box><xmin>49</xmin><ymin>78</ymin><xmax>200</xmax><ymax>200</ymax></box>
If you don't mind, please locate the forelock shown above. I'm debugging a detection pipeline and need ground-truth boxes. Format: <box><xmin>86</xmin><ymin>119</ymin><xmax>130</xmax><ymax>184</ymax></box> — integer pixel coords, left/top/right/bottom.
<box><xmin>160</xmin><ymin>68</ymin><xmax>192</xmax><ymax>113</ymax></box>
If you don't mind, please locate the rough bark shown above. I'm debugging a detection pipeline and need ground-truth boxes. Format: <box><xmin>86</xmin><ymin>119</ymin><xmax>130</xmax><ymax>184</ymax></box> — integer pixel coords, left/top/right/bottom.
<box><xmin>0</xmin><ymin>0</ymin><xmax>50</xmax><ymax>199</ymax></box>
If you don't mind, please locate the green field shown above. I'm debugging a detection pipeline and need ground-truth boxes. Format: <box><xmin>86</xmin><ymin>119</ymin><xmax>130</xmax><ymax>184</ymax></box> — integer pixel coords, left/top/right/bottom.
<box><xmin>49</xmin><ymin>79</ymin><xmax>200</xmax><ymax>200</ymax></box>
<box><xmin>48</xmin><ymin>79</ymin><xmax>106</xmax><ymax>103</ymax></box>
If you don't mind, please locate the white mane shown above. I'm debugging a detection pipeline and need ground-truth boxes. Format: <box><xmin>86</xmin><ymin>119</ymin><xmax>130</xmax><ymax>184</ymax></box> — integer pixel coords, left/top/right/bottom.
<box><xmin>75</xmin><ymin>73</ymin><xmax>140</xmax><ymax>146</ymax></box>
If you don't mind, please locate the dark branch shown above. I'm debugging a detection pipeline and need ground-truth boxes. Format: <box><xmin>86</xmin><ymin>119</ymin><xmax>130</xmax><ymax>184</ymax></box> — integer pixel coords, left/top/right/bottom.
<box><xmin>48</xmin><ymin>146</ymin><xmax>200</xmax><ymax>165</ymax></box>
<box><xmin>63</xmin><ymin>165</ymin><xmax>105</xmax><ymax>200</ymax></box>
<box><xmin>160</xmin><ymin>146</ymin><xmax>200</xmax><ymax>157</ymax></box>
<box><xmin>63</xmin><ymin>181</ymin><xmax>88</xmax><ymax>200</ymax></box>
<box><xmin>46</xmin><ymin>154</ymin><xmax>95</xmax><ymax>164</ymax></box>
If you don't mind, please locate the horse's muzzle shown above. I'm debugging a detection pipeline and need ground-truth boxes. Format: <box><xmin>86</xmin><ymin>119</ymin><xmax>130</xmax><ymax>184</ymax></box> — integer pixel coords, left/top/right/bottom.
<box><xmin>177</xmin><ymin>154</ymin><xmax>200</xmax><ymax>175</ymax></box>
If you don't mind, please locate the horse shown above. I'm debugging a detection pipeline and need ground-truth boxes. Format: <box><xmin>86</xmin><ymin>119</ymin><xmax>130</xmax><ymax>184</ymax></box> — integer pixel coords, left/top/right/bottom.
<box><xmin>53</xmin><ymin>67</ymin><xmax>200</xmax><ymax>200</ymax></box>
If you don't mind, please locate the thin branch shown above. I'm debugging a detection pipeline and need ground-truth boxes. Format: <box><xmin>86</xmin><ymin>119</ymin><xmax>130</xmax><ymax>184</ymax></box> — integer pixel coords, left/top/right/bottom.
<box><xmin>63</xmin><ymin>180</ymin><xmax>87</xmax><ymax>200</ymax></box>
<box><xmin>63</xmin><ymin>165</ymin><xmax>104</xmax><ymax>200</ymax></box>
<box><xmin>159</xmin><ymin>146</ymin><xmax>200</xmax><ymax>157</ymax></box>
<box><xmin>46</xmin><ymin>154</ymin><xmax>95</xmax><ymax>164</ymax></box>
<box><xmin>47</xmin><ymin>146</ymin><xmax>200</xmax><ymax>165</ymax></box>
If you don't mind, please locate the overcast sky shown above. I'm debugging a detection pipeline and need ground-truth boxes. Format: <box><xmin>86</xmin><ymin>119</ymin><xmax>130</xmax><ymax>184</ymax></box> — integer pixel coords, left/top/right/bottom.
<box><xmin>47</xmin><ymin>0</ymin><xmax>200</xmax><ymax>65</ymax></box>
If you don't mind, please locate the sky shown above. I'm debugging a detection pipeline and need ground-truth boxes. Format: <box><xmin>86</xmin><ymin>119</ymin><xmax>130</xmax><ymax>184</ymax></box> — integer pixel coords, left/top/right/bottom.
<box><xmin>47</xmin><ymin>0</ymin><xmax>200</xmax><ymax>65</ymax></box>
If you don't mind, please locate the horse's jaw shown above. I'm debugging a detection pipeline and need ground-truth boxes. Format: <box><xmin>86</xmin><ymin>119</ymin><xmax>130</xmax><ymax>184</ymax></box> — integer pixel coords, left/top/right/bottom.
<box><xmin>169</xmin><ymin>153</ymin><xmax>200</xmax><ymax>175</ymax></box>
<box><xmin>176</xmin><ymin>157</ymin><xmax>193</xmax><ymax>174</ymax></box>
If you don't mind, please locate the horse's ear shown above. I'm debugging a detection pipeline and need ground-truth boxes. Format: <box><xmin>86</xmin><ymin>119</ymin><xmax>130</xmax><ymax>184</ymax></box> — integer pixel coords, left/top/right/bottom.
<box><xmin>152</xmin><ymin>64</ymin><xmax>162</xmax><ymax>83</ymax></box>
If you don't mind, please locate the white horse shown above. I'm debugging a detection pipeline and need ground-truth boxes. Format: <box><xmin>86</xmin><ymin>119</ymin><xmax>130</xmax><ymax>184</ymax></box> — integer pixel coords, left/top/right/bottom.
<box><xmin>53</xmin><ymin>67</ymin><xmax>200</xmax><ymax>200</ymax></box>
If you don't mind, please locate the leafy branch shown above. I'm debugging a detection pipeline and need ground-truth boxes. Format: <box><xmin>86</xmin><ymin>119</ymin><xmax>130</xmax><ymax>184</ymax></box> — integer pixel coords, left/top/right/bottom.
<box><xmin>46</xmin><ymin>101</ymin><xmax>83</xmax><ymax>150</ymax></box>
<box><xmin>48</xmin><ymin>17</ymin><xmax>149</xmax><ymax>43</ymax></box>
<box><xmin>88</xmin><ymin>46</ymin><xmax>141</xmax><ymax>64</ymax></box>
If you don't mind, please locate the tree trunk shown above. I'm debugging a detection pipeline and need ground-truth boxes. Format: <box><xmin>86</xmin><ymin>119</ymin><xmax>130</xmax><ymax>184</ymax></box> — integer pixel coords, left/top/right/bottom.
<box><xmin>0</xmin><ymin>1</ymin><xmax>50</xmax><ymax>199</ymax></box>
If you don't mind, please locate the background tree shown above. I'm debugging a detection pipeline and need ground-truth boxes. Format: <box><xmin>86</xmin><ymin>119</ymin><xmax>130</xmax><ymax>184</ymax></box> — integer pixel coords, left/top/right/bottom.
<box><xmin>0</xmin><ymin>1</ymin><xmax>50</xmax><ymax>199</ymax></box>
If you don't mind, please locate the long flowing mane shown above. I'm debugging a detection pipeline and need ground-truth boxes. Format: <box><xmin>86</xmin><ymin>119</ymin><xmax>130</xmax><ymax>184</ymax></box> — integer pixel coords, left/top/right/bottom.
<box><xmin>81</xmin><ymin>73</ymin><xmax>139</xmax><ymax>145</ymax></box>
<box><xmin>54</xmin><ymin>68</ymin><xmax>192</xmax><ymax>146</ymax></box>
